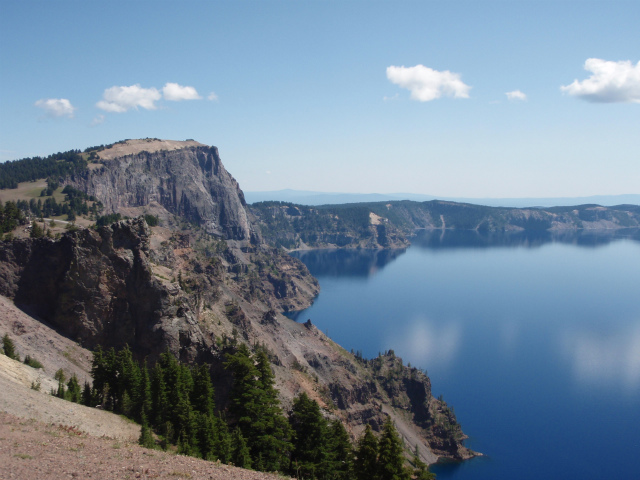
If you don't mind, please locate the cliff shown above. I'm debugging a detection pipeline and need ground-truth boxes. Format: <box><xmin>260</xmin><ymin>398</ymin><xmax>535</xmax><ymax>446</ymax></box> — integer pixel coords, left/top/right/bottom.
<box><xmin>250</xmin><ymin>199</ymin><xmax>640</xmax><ymax>249</ymax></box>
<box><xmin>70</xmin><ymin>139</ymin><xmax>257</xmax><ymax>242</ymax></box>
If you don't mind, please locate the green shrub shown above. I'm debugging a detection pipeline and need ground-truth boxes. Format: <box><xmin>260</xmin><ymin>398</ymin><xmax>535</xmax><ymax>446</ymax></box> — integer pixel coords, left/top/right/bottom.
<box><xmin>24</xmin><ymin>355</ymin><xmax>44</xmax><ymax>369</ymax></box>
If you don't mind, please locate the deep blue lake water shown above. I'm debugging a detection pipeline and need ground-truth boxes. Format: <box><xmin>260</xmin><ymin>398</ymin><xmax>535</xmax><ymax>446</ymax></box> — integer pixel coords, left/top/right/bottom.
<box><xmin>286</xmin><ymin>229</ymin><xmax>640</xmax><ymax>480</ymax></box>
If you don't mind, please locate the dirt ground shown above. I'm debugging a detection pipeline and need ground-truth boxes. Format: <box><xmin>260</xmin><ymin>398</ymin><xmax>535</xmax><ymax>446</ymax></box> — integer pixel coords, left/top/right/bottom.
<box><xmin>0</xmin><ymin>412</ymin><xmax>291</xmax><ymax>480</ymax></box>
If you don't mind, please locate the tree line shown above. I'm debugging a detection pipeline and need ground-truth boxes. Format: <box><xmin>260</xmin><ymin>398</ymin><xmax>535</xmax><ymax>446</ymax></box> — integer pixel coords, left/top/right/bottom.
<box><xmin>0</xmin><ymin>150</ymin><xmax>87</xmax><ymax>189</ymax></box>
<box><xmin>51</xmin><ymin>343</ymin><xmax>435</xmax><ymax>479</ymax></box>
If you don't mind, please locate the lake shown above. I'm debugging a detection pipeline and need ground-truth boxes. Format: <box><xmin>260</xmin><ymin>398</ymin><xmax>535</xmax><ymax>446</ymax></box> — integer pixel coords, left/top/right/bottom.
<box><xmin>286</xmin><ymin>229</ymin><xmax>640</xmax><ymax>480</ymax></box>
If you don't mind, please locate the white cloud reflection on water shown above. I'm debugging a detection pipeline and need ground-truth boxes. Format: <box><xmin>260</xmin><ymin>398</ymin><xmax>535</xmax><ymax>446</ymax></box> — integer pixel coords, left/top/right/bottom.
<box><xmin>562</xmin><ymin>322</ymin><xmax>640</xmax><ymax>391</ymax></box>
<box><xmin>387</xmin><ymin>316</ymin><xmax>461</xmax><ymax>367</ymax></box>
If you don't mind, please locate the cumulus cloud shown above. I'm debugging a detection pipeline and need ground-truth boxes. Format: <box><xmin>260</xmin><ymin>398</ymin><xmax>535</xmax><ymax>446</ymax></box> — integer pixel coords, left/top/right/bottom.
<box><xmin>96</xmin><ymin>84</ymin><xmax>161</xmax><ymax>112</ymax></box>
<box><xmin>386</xmin><ymin>64</ymin><xmax>471</xmax><ymax>102</ymax></box>
<box><xmin>163</xmin><ymin>82</ymin><xmax>201</xmax><ymax>101</ymax></box>
<box><xmin>207</xmin><ymin>91</ymin><xmax>219</xmax><ymax>101</ymax></box>
<box><xmin>90</xmin><ymin>114</ymin><xmax>105</xmax><ymax>127</ymax></box>
<box><xmin>561</xmin><ymin>58</ymin><xmax>640</xmax><ymax>103</ymax></box>
<box><xmin>35</xmin><ymin>98</ymin><xmax>75</xmax><ymax>118</ymax></box>
<box><xmin>506</xmin><ymin>90</ymin><xmax>527</xmax><ymax>101</ymax></box>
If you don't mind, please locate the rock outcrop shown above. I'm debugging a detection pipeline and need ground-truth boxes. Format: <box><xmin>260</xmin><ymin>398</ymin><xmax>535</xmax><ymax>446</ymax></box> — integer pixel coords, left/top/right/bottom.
<box><xmin>71</xmin><ymin>140</ymin><xmax>256</xmax><ymax>242</ymax></box>
<box><xmin>0</xmin><ymin>218</ymin><xmax>211</xmax><ymax>362</ymax></box>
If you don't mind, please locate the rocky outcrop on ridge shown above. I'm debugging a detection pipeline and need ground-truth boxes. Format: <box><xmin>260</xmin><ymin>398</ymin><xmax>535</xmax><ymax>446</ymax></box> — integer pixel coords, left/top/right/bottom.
<box><xmin>70</xmin><ymin>139</ymin><xmax>256</xmax><ymax>242</ymax></box>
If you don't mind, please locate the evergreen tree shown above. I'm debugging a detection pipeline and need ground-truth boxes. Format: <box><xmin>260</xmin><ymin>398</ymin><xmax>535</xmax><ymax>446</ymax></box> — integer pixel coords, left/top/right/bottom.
<box><xmin>30</xmin><ymin>221</ymin><xmax>43</xmax><ymax>238</ymax></box>
<box><xmin>253</xmin><ymin>347</ymin><xmax>293</xmax><ymax>472</ymax></box>
<box><xmin>289</xmin><ymin>392</ymin><xmax>329</xmax><ymax>479</ymax></box>
<box><xmin>55</xmin><ymin>369</ymin><xmax>67</xmax><ymax>399</ymax></box>
<box><xmin>137</xmin><ymin>361</ymin><xmax>152</xmax><ymax>423</ymax></box>
<box><xmin>355</xmin><ymin>425</ymin><xmax>379</xmax><ymax>480</ymax></box>
<box><xmin>327</xmin><ymin>419</ymin><xmax>355</xmax><ymax>480</ymax></box>
<box><xmin>2</xmin><ymin>333</ymin><xmax>19</xmax><ymax>360</ymax></box>
<box><xmin>231</xmin><ymin>426</ymin><xmax>252</xmax><ymax>469</ymax></box>
<box><xmin>151</xmin><ymin>362</ymin><xmax>169</xmax><ymax>428</ymax></box>
<box><xmin>196</xmin><ymin>412</ymin><xmax>217</xmax><ymax>460</ymax></box>
<box><xmin>81</xmin><ymin>381</ymin><xmax>95</xmax><ymax>406</ymax></box>
<box><xmin>214</xmin><ymin>416</ymin><xmax>232</xmax><ymax>463</ymax></box>
<box><xmin>191</xmin><ymin>364</ymin><xmax>215</xmax><ymax>417</ymax></box>
<box><xmin>66</xmin><ymin>374</ymin><xmax>82</xmax><ymax>403</ymax></box>
<box><xmin>225</xmin><ymin>344</ymin><xmax>292</xmax><ymax>472</ymax></box>
<box><xmin>377</xmin><ymin>418</ymin><xmax>410</xmax><ymax>480</ymax></box>
<box><xmin>139</xmin><ymin>410</ymin><xmax>156</xmax><ymax>449</ymax></box>
<box><xmin>412</xmin><ymin>445</ymin><xmax>436</xmax><ymax>480</ymax></box>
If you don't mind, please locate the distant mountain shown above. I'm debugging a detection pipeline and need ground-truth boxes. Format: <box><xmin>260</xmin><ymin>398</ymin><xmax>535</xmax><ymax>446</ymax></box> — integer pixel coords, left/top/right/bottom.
<box><xmin>244</xmin><ymin>189</ymin><xmax>640</xmax><ymax>208</ymax></box>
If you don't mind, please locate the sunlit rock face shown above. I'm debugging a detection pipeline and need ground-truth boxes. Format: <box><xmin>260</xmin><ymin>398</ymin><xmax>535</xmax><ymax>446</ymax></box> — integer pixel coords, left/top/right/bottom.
<box><xmin>71</xmin><ymin>140</ymin><xmax>256</xmax><ymax>242</ymax></box>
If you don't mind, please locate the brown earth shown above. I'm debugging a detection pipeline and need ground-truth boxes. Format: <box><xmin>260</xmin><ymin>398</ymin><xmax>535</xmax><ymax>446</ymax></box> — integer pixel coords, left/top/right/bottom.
<box><xmin>0</xmin><ymin>411</ymin><xmax>292</xmax><ymax>480</ymax></box>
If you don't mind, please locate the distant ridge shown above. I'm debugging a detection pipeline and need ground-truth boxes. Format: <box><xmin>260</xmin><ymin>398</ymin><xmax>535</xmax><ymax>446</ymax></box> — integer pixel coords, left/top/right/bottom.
<box><xmin>244</xmin><ymin>190</ymin><xmax>640</xmax><ymax>208</ymax></box>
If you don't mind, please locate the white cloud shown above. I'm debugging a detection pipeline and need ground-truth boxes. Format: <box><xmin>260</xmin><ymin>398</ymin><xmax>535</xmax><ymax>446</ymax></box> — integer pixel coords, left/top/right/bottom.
<box><xmin>207</xmin><ymin>91</ymin><xmax>219</xmax><ymax>101</ymax></box>
<box><xmin>386</xmin><ymin>64</ymin><xmax>471</xmax><ymax>102</ymax></box>
<box><xmin>96</xmin><ymin>84</ymin><xmax>161</xmax><ymax>112</ymax></box>
<box><xmin>34</xmin><ymin>98</ymin><xmax>75</xmax><ymax>118</ymax></box>
<box><xmin>90</xmin><ymin>114</ymin><xmax>105</xmax><ymax>126</ymax></box>
<box><xmin>506</xmin><ymin>90</ymin><xmax>527</xmax><ymax>101</ymax></box>
<box><xmin>561</xmin><ymin>58</ymin><xmax>640</xmax><ymax>103</ymax></box>
<box><xmin>383</xmin><ymin>93</ymin><xmax>399</xmax><ymax>102</ymax></box>
<box><xmin>163</xmin><ymin>82</ymin><xmax>201</xmax><ymax>101</ymax></box>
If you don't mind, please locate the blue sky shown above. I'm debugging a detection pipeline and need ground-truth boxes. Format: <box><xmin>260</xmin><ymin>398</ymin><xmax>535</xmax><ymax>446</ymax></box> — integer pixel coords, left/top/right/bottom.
<box><xmin>1</xmin><ymin>0</ymin><xmax>638</xmax><ymax>198</ymax></box>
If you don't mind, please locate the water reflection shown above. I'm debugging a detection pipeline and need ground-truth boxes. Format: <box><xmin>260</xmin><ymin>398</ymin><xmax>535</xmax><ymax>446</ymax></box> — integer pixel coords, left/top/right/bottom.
<box><xmin>410</xmin><ymin>228</ymin><xmax>640</xmax><ymax>250</ymax></box>
<box><xmin>387</xmin><ymin>316</ymin><xmax>462</xmax><ymax>367</ymax></box>
<box><xmin>290</xmin><ymin>247</ymin><xmax>406</xmax><ymax>278</ymax></box>
<box><xmin>562</xmin><ymin>322</ymin><xmax>640</xmax><ymax>391</ymax></box>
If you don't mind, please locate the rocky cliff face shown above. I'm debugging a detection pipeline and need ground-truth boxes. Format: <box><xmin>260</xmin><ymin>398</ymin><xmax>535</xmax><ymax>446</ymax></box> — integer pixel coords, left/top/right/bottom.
<box><xmin>71</xmin><ymin>140</ymin><xmax>256</xmax><ymax>242</ymax></box>
<box><xmin>0</xmin><ymin>219</ymin><xmax>211</xmax><ymax>362</ymax></box>
<box><xmin>0</xmin><ymin>138</ymin><xmax>474</xmax><ymax>464</ymax></box>
<box><xmin>0</xmin><ymin>218</ymin><xmax>472</xmax><ymax>463</ymax></box>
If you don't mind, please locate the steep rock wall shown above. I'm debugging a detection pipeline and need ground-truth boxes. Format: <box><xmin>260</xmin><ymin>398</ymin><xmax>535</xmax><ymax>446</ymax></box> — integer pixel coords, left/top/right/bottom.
<box><xmin>0</xmin><ymin>219</ymin><xmax>211</xmax><ymax>363</ymax></box>
<box><xmin>71</xmin><ymin>144</ymin><xmax>255</xmax><ymax>242</ymax></box>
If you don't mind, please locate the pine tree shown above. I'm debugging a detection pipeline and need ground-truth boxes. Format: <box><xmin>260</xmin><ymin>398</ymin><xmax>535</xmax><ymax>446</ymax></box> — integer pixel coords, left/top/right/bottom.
<box><xmin>289</xmin><ymin>392</ymin><xmax>329</xmax><ymax>479</ymax></box>
<box><xmin>327</xmin><ymin>419</ymin><xmax>355</xmax><ymax>480</ymax></box>
<box><xmin>30</xmin><ymin>221</ymin><xmax>43</xmax><ymax>238</ymax></box>
<box><xmin>81</xmin><ymin>381</ymin><xmax>95</xmax><ymax>406</ymax></box>
<box><xmin>151</xmin><ymin>363</ymin><xmax>169</xmax><ymax>428</ymax></box>
<box><xmin>66</xmin><ymin>374</ymin><xmax>82</xmax><ymax>403</ymax></box>
<box><xmin>253</xmin><ymin>347</ymin><xmax>293</xmax><ymax>472</ymax></box>
<box><xmin>196</xmin><ymin>412</ymin><xmax>217</xmax><ymax>460</ymax></box>
<box><xmin>191</xmin><ymin>364</ymin><xmax>215</xmax><ymax>417</ymax></box>
<box><xmin>377</xmin><ymin>418</ymin><xmax>410</xmax><ymax>480</ymax></box>
<box><xmin>412</xmin><ymin>445</ymin><xmax>436</xmax><ymax>480</ymax></box>
<box><xmin>54</xmin><ymin>369</ymin><xmax>67</xmax><ymax>399</ymax></box>
<box><xmin>355</xmin><ymin>425</ymin><xmax>379</xmax><ymax>480</ymax></box>
<box><xmin>214</xmin><ymin>416</ymin><xmax>232</xmax><ymax>463</ymax></box>
<box><xmin>2</xmin><ymin>334</ymin><xmax>19</xmax><ymax>360</ymax></box>
<box><xmin>231</xmin><ymin>426</ymin><xmax>252</xmax><ymax>469</ymax></box>
<box><xmin>225</xmin><ymin>344</ymin><xmax>292</xmax><ymax>472</ymax></box>
<box><xmin>137</xmin><ymin>361</ymin><xmax>152</xmax><ymax>423</ymax></box>
<box><xmin>139</xmin><ymin>410</ymin><xmax>156</xmax><ymax>449</ymax></box>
